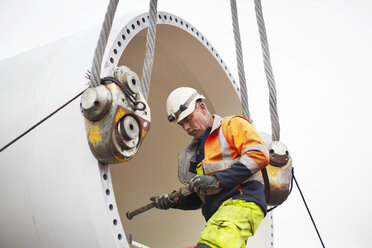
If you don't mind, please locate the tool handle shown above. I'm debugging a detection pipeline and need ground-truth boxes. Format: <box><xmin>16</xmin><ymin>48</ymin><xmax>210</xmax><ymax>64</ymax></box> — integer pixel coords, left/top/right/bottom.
<box><xmin>126</xmin><ymin>186</ymin><xmax>192</xmax><ymax>220</ymax></box>
<box><xmin>126</xmin><ymin>202</ymin><xmax>156</xmax><ymax>220</ymax></box>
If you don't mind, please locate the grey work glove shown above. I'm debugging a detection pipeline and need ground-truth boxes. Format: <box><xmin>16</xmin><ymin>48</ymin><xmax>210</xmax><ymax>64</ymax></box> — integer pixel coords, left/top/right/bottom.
<box><xmin>189</xmin><ymin>175</ymin><xmax>221</xmax><ymax>195</ymax></box>
<box><xmin>150</xmin><ymin>193</ymin><xmax>175</xmax><ymax>210</ymax></box>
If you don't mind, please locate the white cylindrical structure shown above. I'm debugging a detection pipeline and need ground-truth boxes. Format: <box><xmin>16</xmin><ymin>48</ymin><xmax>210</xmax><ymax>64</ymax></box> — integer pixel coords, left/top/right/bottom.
<box><xmin>0</xmin><ymin>12</ymin><xmax>271</xmax><ymax>248</ymax></box>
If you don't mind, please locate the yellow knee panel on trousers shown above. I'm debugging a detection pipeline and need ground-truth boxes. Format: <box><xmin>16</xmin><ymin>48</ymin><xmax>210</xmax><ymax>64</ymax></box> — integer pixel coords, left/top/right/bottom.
<box><xmin>197</xmin><ymin>199</ymin><xmax>264</xmax><ymax>248</ymax></box>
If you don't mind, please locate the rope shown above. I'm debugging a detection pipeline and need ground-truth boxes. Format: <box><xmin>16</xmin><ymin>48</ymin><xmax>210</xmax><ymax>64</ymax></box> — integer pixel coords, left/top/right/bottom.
<box><xmin>294</xmin><ymin>175</ymin><xmax>326</xmax><ymax>248</ymax></box>
<box><xmin>1</xmin><ymin>0</ymin><xmax>119</xmax><ymax>151</ymax></box>
<box><xmin>0</xmin><ymin>89</ymin><xmax>86</xmax><ymax>153</ymax></box>
<box><xmin>89</xmin><ymin>0</ymin><xmax>119</xmax><ymax>88</ymax></box>
<box><xmin>1</xmin><ymin>0</ymin><xmax>120</xmax><ymax>151</ymax></box>
<box><xmin>231</xmin><ymin>2</ymin><xmax>325</xmax><ymax>247</ymax></box>
<box><xmin>230</xmin><ymin>0</ymin><xmax>252</xmax><ymax>122</ymax></box>
<box><xmin>1</xmin><ymin>0</ymin><xmax>158</xmax><ymax>151</ymax></box>
<box><xmin>254</xmin><ymin>4</ymin><xmax>326</xmax><ymax>246</ymax></box>
<box><xmin>140</xmin><ymin>0</ymin><xmax>158</xmax><ymax>100</ymax></box>
<box><xmin>254</xmin><ymin>0</ymin><xmax>280</xmax><ymax>141</ymax></box>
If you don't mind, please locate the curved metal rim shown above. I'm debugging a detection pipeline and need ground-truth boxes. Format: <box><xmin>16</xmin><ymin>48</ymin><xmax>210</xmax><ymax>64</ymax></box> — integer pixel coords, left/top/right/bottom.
<box><xmin>100</xmin><ymin>11</ymin><xmax>240</xmax><ymax>247</ymax></box>
<box><xmin>105</xmin><ymin>11</ymin><xmax>240</xmax><ymax>94</ymax></box>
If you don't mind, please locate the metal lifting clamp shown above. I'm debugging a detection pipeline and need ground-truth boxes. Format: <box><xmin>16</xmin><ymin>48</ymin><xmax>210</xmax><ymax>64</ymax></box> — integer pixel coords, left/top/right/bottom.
<box><xmin>80</xmin><ymin>66</ymin><xmax>151</xmax><ymax>164</ymax></box>
<box><xmin>265</xmin><ymin>140</ymin><xmax>293</xmax><ymax>206</ymax></box>
<box><xmin>259</xmin><ymin>132</ymin><xmax>293</xmax><ymax>206</ymax></box>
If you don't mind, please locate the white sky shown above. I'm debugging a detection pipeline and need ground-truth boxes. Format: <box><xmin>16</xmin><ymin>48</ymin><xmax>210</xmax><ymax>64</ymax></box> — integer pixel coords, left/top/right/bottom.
<box><xmin>1</xmin><ymin>0</ymin><xmax>372</xmax><ymax>247</ymax></box>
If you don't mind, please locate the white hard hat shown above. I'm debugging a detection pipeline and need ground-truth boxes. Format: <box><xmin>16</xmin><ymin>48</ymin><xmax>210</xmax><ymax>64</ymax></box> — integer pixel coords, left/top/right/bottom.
<box><xmin>166</xmin><ymin>87</ymin><xmax>205</xmax><ymax>123</ymax></box>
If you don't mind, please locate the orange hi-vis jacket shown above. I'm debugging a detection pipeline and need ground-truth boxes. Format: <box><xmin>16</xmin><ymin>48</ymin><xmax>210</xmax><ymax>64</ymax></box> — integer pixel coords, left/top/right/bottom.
<box><xmin>202</xmin><ymin>115</ymin><xmax>269</xmax><ymax>179</ymax></box>
<box><xmin>178</xmin><ymin>115</ymin><xmax>269</xmax><ymax>186</ymax></box>
<box><xmin>177</xmin><ymin>115</ymin><xmax>270</xmax><ymax>220</ymax></box>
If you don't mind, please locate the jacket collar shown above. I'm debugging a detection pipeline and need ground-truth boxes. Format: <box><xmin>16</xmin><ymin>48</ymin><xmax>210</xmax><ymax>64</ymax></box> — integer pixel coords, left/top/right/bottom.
<box><xmin>210</xmin><ymin>114</ymin><xmax>223</xmax><ymax>134</ymax></box>
<box><xmin>190</xmin><ymin>114</ymin><xmax>222</xmax><ymax>143</ymax></box>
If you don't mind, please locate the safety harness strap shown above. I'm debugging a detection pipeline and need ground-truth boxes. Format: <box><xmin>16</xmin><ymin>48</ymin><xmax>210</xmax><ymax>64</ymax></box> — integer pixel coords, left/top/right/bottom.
<box><xmin>261</xmin><ymin>167</ymin><xmax>270</xmax><ymax>200</ymax></box>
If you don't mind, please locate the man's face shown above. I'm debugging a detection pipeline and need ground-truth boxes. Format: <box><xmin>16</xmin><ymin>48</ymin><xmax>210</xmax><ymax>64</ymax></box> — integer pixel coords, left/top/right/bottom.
<box><xmin>178</xmin><ymin>105</ymin><xmax>207</xmax><ymax>139</ymax></box>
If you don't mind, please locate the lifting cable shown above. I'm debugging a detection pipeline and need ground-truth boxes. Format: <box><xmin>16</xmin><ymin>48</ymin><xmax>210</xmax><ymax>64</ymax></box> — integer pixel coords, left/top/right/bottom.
<box><xmin>140</xmin><ymin>0</ymin><xmax>158</xmax><ymax>100</ymax></box>
<box><xmin>90</xmin><ymin>0</ymin><xmax>119</xmax><ymax>88</ymax></box>
<box><xmin>89</xmin><ymin>0</ymin><xmax>158</xmax><ymax>101</ymax></box>
<box><xmin>256</xmin><ymin>1</ymin><xmax>326</xmax><ymax>247</ymax></box>
<box><xmin>253</xmin><ymin>2</ymin><xmax>327</xmax><ymax>242</ymax></box>
<box><xmin>230</xmin><ymin>0</ymin><xmax>326</xmax><ymax>246</ymax></box>
<box><xmin>1</xmin><ymin>0</ymin><xmax>159</xmax><ymax>153</ymax></box>
<box><xmin>254</xmin><ymin>0</ymin><xmax>280</xmax><ymax>141</ymax></box>
<box><xmin>230</xmin><ymin>0</ymin><xmax>252</xmax><ymax>122</ymax></box>
<box><xmin>0</xmin><ymin>1</ymin><xmax>326</xmax><ymax>247</ymax></box>
<box><xmin>0</xmin><ymin>0</ymin><xmax>120</xmax><ymax>152</ymax></box>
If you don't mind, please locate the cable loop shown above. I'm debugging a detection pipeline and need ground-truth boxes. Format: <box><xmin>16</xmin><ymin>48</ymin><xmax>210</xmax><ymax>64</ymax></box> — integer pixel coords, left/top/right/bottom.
<box><xmin>100</xmin><ymin>77</ymin><xmax>147</xmax><ymax>111</ymax></box>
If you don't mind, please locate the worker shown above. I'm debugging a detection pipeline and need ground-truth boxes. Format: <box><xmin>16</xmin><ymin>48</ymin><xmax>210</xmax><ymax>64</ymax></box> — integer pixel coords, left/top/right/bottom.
<box><xmin>151</xmin><ymin>87</ymin><xmax>270</xmax><ymax>248</ymax></box>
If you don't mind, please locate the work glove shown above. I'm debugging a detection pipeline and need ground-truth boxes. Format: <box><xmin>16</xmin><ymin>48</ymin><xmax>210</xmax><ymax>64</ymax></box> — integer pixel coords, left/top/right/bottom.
<box><xmin>189</xmin><ymin>175</ymin><xmax>221</xmax><ymax>195</ymax></box>
<box><xmin>150</xmin><ymin>193</ymin><xmax>175</xmax><ymax>210</ymax></box>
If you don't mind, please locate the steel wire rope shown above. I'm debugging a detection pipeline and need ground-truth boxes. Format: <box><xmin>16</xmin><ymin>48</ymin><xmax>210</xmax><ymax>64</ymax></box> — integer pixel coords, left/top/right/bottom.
<box><xmin>230</xmin><ymin>0</ymin><xmax>252</xmax><ymax>122</ymax></box>
<box><xmin>230</xmin><ymin>2</ymin><xmax>275</xmax><ymax>246</ymax></box>
<box><xmin>294</xmin><ymin>174</ymin><xmax>326</xmax><ymax>248</ymax></box>
<box><xmin>0</xmin><ymin>0</ymin><xmax>159</xmax><ymax>151</ymax></box>
<box><xmin>89</xmin><ymin>0</ymin><xmax>119</xmax><ymax>88</ymax></box>
<box><xmin>0</xmin><ymin>0</ymin><xmax>119</xmax><ymax>153</ymax></box>
<box><xmin>254</xmin><ymin>1</ymin><xmax>326</xmax><ymax>247</ymax></box>
<box><xmin>89</xmin><ymin>0</ymin><xmax>157</xmax><ymax>100</ymax></box>
<box><xmin>140</xmin><ymin>0</ymin><xmax>158</xmax><ymax>100</ymax></box>
<box><xmin>254</xmin><ymin>0</ymin><xmax>280</xmax><ymax>142</ymax></box>
<box><xmin>0</xmin><ymin>89</ymin><xmax>86</xmax><ymax>153</ymax></box>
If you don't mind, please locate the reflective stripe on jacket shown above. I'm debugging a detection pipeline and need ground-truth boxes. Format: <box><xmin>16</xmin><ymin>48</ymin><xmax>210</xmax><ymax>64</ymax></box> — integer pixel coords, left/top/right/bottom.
<box><xmin>178</xmin><ymin>115</ymin><xmax>269</xmax><ymax>190</ymax></box>
<box><xmin>177</xmin><ymin>115</ymin><xmax>270</xmax><ymax>220</ymax></box>
<box><xmin>203</xmin><ymin>115</ymin><xmax>269</xmax><ymax>185</ymax></box>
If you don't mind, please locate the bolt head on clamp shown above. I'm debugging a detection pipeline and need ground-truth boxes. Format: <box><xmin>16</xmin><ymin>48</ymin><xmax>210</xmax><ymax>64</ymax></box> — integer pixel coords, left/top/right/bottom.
<box><xmin>80</xmin><ymin>85</ymin><xmax>112</xmax><ymax>121</ymax></box>
<box><xmin>268</xmin><ymin>141</ymin><xmax>289</xmax><ymax>167</ymax></box>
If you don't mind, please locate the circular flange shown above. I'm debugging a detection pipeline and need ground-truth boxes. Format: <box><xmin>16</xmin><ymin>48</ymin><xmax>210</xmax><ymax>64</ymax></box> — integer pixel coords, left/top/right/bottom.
<box><xmin>100</xmin><ymin>11</ymin><xmax>240</xmax><ymax>247</ymax></box>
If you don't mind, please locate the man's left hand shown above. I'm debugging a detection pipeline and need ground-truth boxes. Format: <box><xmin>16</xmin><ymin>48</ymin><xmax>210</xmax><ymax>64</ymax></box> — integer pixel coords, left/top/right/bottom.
<box><xmin>189</xmin><ymin>175</ymin><xmax>221</xmax><ymax>195</ymax></box>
